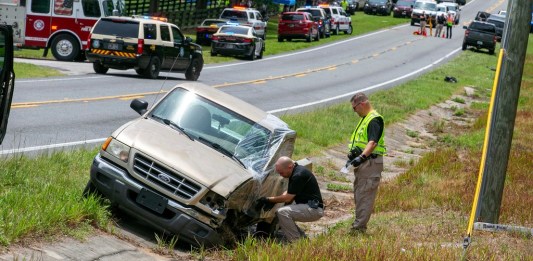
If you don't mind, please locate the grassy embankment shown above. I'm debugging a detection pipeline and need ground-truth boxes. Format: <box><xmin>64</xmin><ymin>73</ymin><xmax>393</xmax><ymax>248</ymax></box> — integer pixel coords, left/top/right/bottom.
<box><xmin>3</xmin><ymin>24</ymin><xmax>531</xmax><ymax>261</ymax></box>
<box><xmin>14</xmin><ymin>13</ymin><xmax>409</xmax><ymax>65</ymax></box>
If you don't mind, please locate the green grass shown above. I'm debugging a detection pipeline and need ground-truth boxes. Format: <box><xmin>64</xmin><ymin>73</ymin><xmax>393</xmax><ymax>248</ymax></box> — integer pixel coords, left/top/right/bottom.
<box><xmin>14</xmin><ymin>62</ymin><xmax>64</xmax><ymax>78</ymax></box>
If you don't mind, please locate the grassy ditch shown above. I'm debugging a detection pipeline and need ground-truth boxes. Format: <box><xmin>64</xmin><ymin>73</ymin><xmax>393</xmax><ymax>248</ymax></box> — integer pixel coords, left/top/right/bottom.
<box><xmin>2</xmin><ymin>32</ymin><xmax>531</xmax><ymax>259</ymax></box>
<box><xmin>13</xmin><ymin>62</ymin><xmax>64</xmax><ymax>79</ymax></box>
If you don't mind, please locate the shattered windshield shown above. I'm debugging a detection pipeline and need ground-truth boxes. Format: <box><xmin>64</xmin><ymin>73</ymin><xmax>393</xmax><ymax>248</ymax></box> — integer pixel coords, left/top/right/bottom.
<box><xmin>149</xmin><ymin>88</ymin><xmax>272</xmax><ymax>170</ymax></box>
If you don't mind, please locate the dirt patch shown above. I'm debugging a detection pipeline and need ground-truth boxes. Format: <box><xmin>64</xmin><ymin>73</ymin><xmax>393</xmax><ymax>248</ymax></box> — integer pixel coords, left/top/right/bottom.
<box><xmin>303</xmin><ymin>86</ymin><xmax>484</xmax><ymax>236</ymax></box>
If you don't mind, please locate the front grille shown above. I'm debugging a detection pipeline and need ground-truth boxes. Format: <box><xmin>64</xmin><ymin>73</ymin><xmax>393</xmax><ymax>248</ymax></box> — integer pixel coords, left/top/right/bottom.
<box><xmin>133</xmin><ymin>154</ymin><xmax>201</xmax><ymax>200</ymax></box>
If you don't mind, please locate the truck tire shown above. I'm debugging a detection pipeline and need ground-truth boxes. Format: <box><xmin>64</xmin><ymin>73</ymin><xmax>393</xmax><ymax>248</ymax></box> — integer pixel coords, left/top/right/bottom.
<box><xmin>143</xmin><ymin>56</ymin><xmax>161</xmax><ymax>79</ymax></box>
<box><xmin>82</xmin><ymin>181</ymin><xmax>103</xmax><ymax>198</ymax></box>
<box><xmin>411</xmin><ymin>19</ymin><xmax>415</xmax><ymax>26</ymax></box>
<box><xmin>185</xmin><ymin>57</ymin><xmax>202</xmax><ymax>81</ymax></box>
<box><xmin>462</xmin><ymin>43</ymin><xmax>467</xmax><ymax>50</ymax></box>
<box><xmin>489</xmin><ymin>48</ymin><xmax>495</xmax><ymax>55</ymax></box>
<box><xmin>51</xmin><ymin>34</ymin><xmax>80</xmax><ymax>61</ymax></box>
<box><xmin>345</xmin><ymin>25</ymin><xmax>353</xmax><ymax>35</ymax></box>
<box><xmin>93</xmin><ymin>62</ymin><xmax>109</xmax><ymax>74</ymax></box>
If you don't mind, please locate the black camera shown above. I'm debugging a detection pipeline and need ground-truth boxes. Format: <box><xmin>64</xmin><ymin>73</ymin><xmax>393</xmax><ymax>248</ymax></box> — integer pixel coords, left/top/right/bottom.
<box><xmin>348</xmin><ymin>147</ymin><xmax>363</xmax><ymax>161</ymax></box>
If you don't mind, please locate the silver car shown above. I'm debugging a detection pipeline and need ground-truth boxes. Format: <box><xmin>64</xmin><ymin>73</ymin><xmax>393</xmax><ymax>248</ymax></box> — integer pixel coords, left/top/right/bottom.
<box><xmin>84</xmin><ymin>82</ymin><xmax>296</xmax><ymax>246</ymax></box>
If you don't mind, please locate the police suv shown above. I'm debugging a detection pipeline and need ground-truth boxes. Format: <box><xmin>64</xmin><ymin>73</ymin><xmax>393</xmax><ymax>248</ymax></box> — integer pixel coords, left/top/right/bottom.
<box><xmin>86</xmin><ymin>16</ymin><xmax>204</xmax><ymax>80</ymax></box>
<box><xmin>219</xmin><ymin>7</ymin><xmax>268</xmax><ymax>39</ymax></box>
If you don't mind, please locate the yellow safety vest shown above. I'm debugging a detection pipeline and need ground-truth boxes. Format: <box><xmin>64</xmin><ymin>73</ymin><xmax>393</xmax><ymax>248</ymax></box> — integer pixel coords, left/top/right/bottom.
<box><xmin>348</xmin><ymin>110</ymin><xmax>387</xmax><ymax>155</ymax></box>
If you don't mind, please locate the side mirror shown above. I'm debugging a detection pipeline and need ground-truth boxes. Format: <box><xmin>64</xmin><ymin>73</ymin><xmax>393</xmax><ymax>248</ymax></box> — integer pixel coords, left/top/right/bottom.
<box><xmin>0</xmin><ymin>25</ymin><xmax>15</xmax><ymax>145</ymax></box>
<box><xmin>462</xmin><ymin>25</ymin><xmax>467</xmax><ymax>29</ymax></box>
<box><xmin>185</xmin><ymin>36</ymin><xmax>193</xmax><ymax>44</ymax></box>
<box><xmin>130</xmin><ymin>99</ymin><xmax>148</xmax><ymax>115</ymax></box>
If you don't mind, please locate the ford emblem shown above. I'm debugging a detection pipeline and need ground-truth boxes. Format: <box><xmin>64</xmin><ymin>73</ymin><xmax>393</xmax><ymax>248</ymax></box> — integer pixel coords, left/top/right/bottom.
<box><xmin>157</xmin><ymin>174</ymin><xmax>172</xmax><ymax>183</ymax></box>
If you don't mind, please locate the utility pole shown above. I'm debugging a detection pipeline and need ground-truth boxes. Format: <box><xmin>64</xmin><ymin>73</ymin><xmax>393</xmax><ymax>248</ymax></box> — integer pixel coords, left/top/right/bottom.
<box><xmin>477</xmin><ymin>0</ymin><xmax>533</xmax><ymax>223</ymax></box>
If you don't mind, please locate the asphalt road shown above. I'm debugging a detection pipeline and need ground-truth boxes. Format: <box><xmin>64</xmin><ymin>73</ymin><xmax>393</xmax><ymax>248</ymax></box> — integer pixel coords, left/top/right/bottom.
<box><xmin>1</xmin><ymin>0</ymin><xmax>507</xmax><ymax>155</ymax></box>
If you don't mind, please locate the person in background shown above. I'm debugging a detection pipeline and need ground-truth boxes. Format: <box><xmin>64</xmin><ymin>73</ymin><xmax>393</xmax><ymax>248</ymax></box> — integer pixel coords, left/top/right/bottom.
<box><xmin>347</xmin><ymin>92</ymin><xmax>386</xmax><ymax>233</ymax></box>
<box><xmin>419</xmin><ymin>11</ymin><xmax>427</xmax><ymax>36</ymax></box>
<box><xmin>435</xmin><ymin>13</ymin><xmax>445</xmax><ymax>38</ymax></box>
<box><xmin>446</xmin><ymin>11</ymin><xmax>454</xmax><ymax>38</ymax></box>
<box><xmin>255</xmin><ymin>156</ymin><xmax>324</xmax><ymax>242</ymax></box>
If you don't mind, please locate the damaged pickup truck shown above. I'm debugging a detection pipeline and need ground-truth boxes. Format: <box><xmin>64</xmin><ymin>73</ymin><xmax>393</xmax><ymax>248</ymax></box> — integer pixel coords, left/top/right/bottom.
<box><xmin>84</xmin><ymin>82</ymin><xmax>296</xmax><ymax>246</ymax></box>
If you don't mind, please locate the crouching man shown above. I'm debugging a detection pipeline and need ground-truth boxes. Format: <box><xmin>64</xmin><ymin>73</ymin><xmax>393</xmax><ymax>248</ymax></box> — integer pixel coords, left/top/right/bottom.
<box><xmin>256</xmin><ymin>156</ymin><xmax>324</xmax><ymax>242</ymax></box>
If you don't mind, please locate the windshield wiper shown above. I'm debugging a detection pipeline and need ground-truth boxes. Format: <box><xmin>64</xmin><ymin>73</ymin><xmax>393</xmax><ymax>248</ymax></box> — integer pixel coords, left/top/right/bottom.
<box><xmin>197</xmin><ymin>136</ymin><xmax>246</xmax><ymax>169</ymax></box>
<box><xmin>151</xmin><ymin>115</ymin><xmax>194</xmax><ymax>141</ymax></box>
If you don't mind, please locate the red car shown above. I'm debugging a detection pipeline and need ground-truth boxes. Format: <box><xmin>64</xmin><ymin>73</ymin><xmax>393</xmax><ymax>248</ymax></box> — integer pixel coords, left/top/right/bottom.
<box><xmin>393</xmin><ymin>0</ymin><xmax>415</xmax><ymax>18</ymax></box>
<box><xmin>278</xmin><ymin>12</ymin><xmax>320</xmax><ymax>42</ymax></box>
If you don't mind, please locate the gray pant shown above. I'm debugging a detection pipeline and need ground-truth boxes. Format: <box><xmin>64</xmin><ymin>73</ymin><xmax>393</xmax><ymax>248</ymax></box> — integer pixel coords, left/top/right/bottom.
<box><xmin>352</xmin><ymin>156</ymin><xmax>383</xmax><ymax>231</ymax></box>
<box><xmin>276</xmin><ymin>203</ymin><xmax>324</xmax><ymax>242</ymax></box>
<box><xmin>435</xmin><ymin>24</ymin><xmax>444</xmax><ymax>37</ymax></box>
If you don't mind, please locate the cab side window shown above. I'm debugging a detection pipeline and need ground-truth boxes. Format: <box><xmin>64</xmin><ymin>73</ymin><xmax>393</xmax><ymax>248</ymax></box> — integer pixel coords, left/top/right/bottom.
<box><xmin>31</xmin><ymin>0</ymin><xmax>50</xmax><ymax>13</ymax></box>
<box><xmin>171</xmin><ymin>27</ymin><xmax>183</xmax><ymax>44</ymax></box>
<box><xmin>332</xmin><ymin>8</ymin><xmax>339</xmax><ymax>15</ymax></box>
<box><xmin>144</xmin><ymin>24</ymin><xmax>157</xmax><ymax>40</ymax></box>
<box><xmin>54</xmin><ymin>0</ymin><xmax>73</xmax><ymax>16</ymax></box>
<box><xmin>82</xmin><ymin>0</ymin><xmax>101</xmax><ymax>17</ymax></box>
<box><xmin>255</xmin><ymin>12</ymin><xmax>263</xmax><ymax>21</ymax></box>
<box><xmin>160</xmin><ymin>25</ymin><xmax>171</xmax><ymax>42</ymax></box>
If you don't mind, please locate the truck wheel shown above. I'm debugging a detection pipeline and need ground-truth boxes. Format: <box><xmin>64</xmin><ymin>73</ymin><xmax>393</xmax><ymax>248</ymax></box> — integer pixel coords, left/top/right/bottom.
<box><xmin>51</xmin><ymin>34</ymin><xmax>80</xmax><ymax>61</ymax></box>
<box><xmin>93</xmin><ymin>62</ymin><xmax>109</xmax><ymax>74</ymax></box>
<box><xmin>411</xmin><ymin>19</ymin><xmax>415</xmax><ymax>26</ymax></box>
<box><xmin>143</xmin><ymin>56</ymin><xmax>161</xmax><ymax>79</ymax></box>
<box><xmin>489</xmin><ymin>48</ymin><xmax>495</xmax><ymax>55</ymax></box>
<box><xmin>345</xmin><ymin>25</ymin><xmax>353</xmax><ymax>35</ymax></box>
<box><xmin>185</xmin><ymin>58</ymin><xmax>202</xmax><ymax>81</ymax></box>
<box><xmin>462</xmin><ymin>43</ymin><xmax>467</xmax><ymax>50</ymax></box>
<box><xmin>334</xmin><ymin>25</ymin><xmax>340</xmax><ymax>35</ymax></box>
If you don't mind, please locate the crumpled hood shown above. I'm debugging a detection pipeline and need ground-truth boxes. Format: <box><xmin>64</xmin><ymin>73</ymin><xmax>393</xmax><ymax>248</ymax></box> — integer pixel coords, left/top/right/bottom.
<box><xmin>116</xmin><ymin>118</ymin><xmax>252</xmax><ymax>197</ymax></box>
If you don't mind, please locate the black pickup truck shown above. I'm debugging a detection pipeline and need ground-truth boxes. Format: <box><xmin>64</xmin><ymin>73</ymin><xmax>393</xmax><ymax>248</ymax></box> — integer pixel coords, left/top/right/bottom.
<box><xmin>462</xmin><ymin>21</ymin><xmax>497</xmax><ymax>55</ymax></box>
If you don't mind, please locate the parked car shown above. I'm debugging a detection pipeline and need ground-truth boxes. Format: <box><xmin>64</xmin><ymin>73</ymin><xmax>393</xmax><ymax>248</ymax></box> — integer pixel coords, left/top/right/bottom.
<box><xmin>393</xmin><ymin>0</ymin><xmax>415</xmax><ymax>18</ymax></box>
<box><xmin>86</xmin><ymin>16</ymin><xmax>203</xmax><ymax>80</ymax></box>
<box><xmin>296</xmin><ymin>7</ymin><xmax>332</xmax><ymax>38</ymax></box>
<box><xmin>346</xmin><ymin>0</ymin><xmax>358</xmax><ymax>15</ymax></box>
<box><xmin>84</xmin><ymin>82</ymin><xmax>297</xmax><ymax>247</ymax></box>
<box><xmin>462</xmin><ymin>21</ymin><xmax>497</xmax><ymax>55</ymax></box>
<box><xmin>211</xmin><ymin>25</ymin><xmax>265</xmax><ymax>60</ymax></box>
<box><xmin>219</xmin><ymin>7</ymin><xmax>268</xmax><ymax>39</ymax></box>
<box><xmin>196</xmin><ymin>19</ymin><xmax>228</xmax><ymax>45</ymax></box>
<box><xmin>411</xmin><ymin>0</ymin><xmax>438</xmax><ymax>26</ymax></box>
<box><xmin>475</xmin><ymin>11</ymin><xmax>490</xmax><ymax>22</ymax></box>
<box><xmin>278</xmin><ymin>12</ymin><xmax>320</xmax><ymax>42</ymax></box>
<box><xmin>364</xmin><ymin>0</ymin><xmax>393</xmax><ymax>16</ymax></box>
<box><xmin>320</xmin><ymin>4</ymin><xmax>353</xmax><ymax>35</ymax></box>
<box><xmin>486</xmin><ymin>14</ymin><xmax>505</xmax><ymax>40</ymax></box>
<box><xmin>441</xmin><ymin>2</ymin><xmax>461</xmax><ymax>24</ymax></box>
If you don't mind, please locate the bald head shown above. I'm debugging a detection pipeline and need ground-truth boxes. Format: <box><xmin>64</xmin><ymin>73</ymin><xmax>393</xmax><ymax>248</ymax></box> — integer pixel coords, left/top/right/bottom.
<box><xmin>275</xmin><ymin>156</ymin><xmax>295</xmax><ymax>178</ymax></box>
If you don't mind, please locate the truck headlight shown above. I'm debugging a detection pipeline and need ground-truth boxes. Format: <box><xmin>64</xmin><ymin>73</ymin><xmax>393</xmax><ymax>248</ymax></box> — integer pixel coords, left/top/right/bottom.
<box><xmin>200</xmin><ymin>191</ymin><xmax>227</xmax><ymax>215</ymax></box>
<box><xmin>102</xmin><ymin>137</ymin><xmax>130</xmax><ymax>162</ymax></box>
<box><xmin>92</xmin><ymin>39</ymin><xmax>100</xmax><ymax>48</ymax></box>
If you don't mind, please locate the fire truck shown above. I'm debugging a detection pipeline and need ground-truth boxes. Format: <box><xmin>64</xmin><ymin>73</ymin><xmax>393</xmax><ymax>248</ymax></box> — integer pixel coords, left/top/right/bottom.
<box><xmin>0</xmin><ymin>0</ymin><xmax>124</xmax><ymax>61</ymax></box>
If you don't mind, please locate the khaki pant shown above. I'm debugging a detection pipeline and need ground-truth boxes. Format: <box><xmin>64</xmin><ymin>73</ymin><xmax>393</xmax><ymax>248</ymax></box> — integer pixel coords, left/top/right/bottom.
<box><xmin>435</xmin><ymin>24</ymin><xmax>444</xmax><ymax>37</ymax></box>
<box><xmin>352</xmin><ymin>156</ymin><xmax>383</xmax><ymax>231</ymax></box>
<box><xmin>277</xmin><ymin>203</ymin><xmax>324</xmax><ymax>242</ymax></box>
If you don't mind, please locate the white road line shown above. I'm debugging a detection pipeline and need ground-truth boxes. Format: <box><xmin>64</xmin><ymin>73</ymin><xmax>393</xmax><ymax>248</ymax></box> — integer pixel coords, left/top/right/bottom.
<box><xmin>1</xmin><ymin>47</ymin><xmax>462</xmax><ymax>155</ymax></box>
<box><xmin>16</xmin><ymin>75</ymin><xmax>111</xmax><ymax>83</ymax></box>
<box><xmin>0</xmin><ymin>138</ymin><xmax>107</xmax><ymax>155</ymax></box>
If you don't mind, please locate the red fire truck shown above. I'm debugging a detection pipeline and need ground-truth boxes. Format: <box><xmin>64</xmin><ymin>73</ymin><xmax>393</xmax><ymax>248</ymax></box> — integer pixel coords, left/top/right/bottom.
<box><xmin>0</xmin><ymin>0</ymin><xmax>124</xmax><ymax>61</ymax></box>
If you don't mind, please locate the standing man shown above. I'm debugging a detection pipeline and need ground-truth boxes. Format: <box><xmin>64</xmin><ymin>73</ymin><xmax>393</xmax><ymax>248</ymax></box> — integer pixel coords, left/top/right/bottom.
<box><xmin>347</xmin><ymin>92</ymin><xmax>386</xmax><ymax>233</ymax></box>
<box><xmin>446</xmin><ymin>11</ymin><xmax>454</xmax><ymax>38</ymax></box>
<box><xmin>256</xmin><ymin>156</ymin><xmax>324</xmax><ymax>242</ymax></box>
<box><xmin>419</xmin><ymin>11</ymin><xmax>427</xmax><ymax>35</ymax></box>
<box><xmin>435</xmin><ymin>13</ymin><xmax>445</xmax><ymax>38</ymax></box>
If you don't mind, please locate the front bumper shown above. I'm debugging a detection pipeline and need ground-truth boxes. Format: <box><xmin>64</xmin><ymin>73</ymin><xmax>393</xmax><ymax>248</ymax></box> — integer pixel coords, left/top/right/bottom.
<box><xmin>89</xmin><ymin>154</ymin><xmax>222</xmax><ymax>246</ymax></box>
<box><xmin>364</xmin><ymin>6</ymin><xmax>388</xmax><ymax>15</ymax></box>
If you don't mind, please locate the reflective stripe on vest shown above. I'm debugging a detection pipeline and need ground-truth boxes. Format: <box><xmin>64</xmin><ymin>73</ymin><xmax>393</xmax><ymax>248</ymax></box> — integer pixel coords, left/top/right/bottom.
<box><xmin>348</xmin><ymin>110</ymin><xmax>387</xmax><ymax>155</ymax></box>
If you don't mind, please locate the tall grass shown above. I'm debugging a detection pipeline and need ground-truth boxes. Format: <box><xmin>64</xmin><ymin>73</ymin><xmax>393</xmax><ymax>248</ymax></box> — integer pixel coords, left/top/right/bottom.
<box><xmin>0</xmin><ymin>148</ymin><xmax>110</xmax><ymax>246</ymax></box>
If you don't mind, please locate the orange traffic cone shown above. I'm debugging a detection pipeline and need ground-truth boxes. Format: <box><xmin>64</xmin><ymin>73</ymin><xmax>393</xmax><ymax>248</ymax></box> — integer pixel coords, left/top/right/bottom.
<box><xmin>442</xmin><ymin>33</ymin><xmax>445</xmax><ymax>38</ymax></box>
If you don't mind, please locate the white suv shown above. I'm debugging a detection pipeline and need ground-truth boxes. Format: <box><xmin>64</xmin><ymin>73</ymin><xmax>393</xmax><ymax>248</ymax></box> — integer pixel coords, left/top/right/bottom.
<box><xmin>320</xmin><ymin>5</ymin><xmax>353</xmax><ymax>35</ymax></box>
<box><xmin>219</xmin><ymin>7</ymin><xmax>268</xmax><ymax>39</ymax></box>
<box><xmin>411</xmin><ymin>0</ymin><xmax>438</xmax><ymax>26</ymax></box>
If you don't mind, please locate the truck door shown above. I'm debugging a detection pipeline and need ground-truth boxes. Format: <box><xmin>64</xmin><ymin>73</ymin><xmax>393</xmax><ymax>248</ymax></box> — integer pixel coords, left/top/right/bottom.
<box><xmin>0</xmin><ymin>25</ymin><xmax>15</xmax><ymax>145</ymax></box>
<box><xmin>25</xmin><ymin>0</ymin><xmax>52</xmax><ymax>48</ymax></box>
